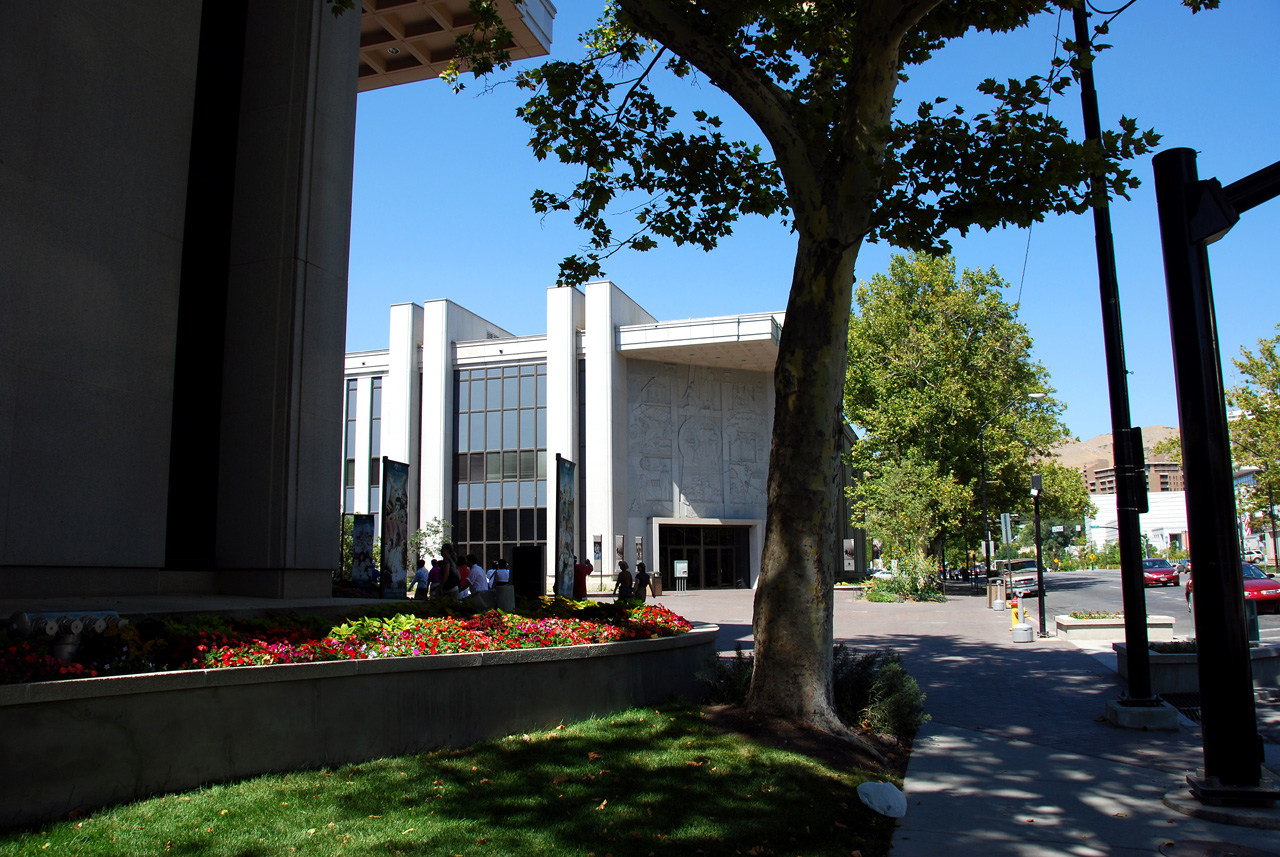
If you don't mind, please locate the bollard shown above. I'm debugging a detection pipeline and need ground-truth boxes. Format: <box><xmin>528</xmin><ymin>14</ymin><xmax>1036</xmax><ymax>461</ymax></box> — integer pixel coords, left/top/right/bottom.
<box><xmin>1009</xmin><ymin>598</ymin><xmax>1020</xmax><ymax>629</ymax></box>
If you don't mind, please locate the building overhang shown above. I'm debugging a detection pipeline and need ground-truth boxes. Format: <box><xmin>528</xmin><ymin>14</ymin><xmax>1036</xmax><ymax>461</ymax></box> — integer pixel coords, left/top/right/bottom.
<box><xmin>358</xmin><ymin>0</ymin><xmax>555</xmax><ymax>93</ymax></box>
<box><xmin>618</xmin><ymin>312</ymin><xmax>783</xmax><ymax>373</ymax></box>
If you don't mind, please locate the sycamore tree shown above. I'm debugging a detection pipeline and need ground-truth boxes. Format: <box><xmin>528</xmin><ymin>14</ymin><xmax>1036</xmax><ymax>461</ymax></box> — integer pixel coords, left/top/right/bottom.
<box><xmin>434</xmin><ymin>0</ymin><xmax>1214</xmax><ymax>735</ymax></box>
<box><xmin>844</xmin><ymin>252</ymin><xmax>1086</xmax><ymax>559</ymax></box>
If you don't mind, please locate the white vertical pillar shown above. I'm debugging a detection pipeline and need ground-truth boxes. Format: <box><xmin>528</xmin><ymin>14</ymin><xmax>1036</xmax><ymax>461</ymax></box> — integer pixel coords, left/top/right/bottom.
<box><xmin>420</xmin><ymin>301</ymin><xmax>455</xmax><ymax>529</ymax></box>
<box><xmin>584</xmin><ymin>282</ymin><xmax>619</xmax><ymax>578</ymax></box>
<box><xmin>546</xmin><ymin>287</ymin><xmax>585</xmax><ymax>583</ymax></box>
<box><xmin>353</xmin><ymin>378</ymin><xmax>372</xmax><ymax>514</ymax></box>
<box><xmin>385</xmin><ymin>303</ymin><xmax>423</xmax><ymax>531</ymax></box>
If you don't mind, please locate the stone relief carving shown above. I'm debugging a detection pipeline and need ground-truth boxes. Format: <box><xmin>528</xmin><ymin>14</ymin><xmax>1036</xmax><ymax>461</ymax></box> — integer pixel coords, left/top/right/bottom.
<box><xmin>727</xmin><ymin>463</ymin><xmax>765</xmax><ymax>506</ymax></box>
<box><xmin>629</xmin><ymin>403</ymin><xmax>673</xmax><ymax>456</ymax></box>
<box><xmin>678</xmin><ymin>365</ymin><xmax>721</xmax><ymax>412</ymax></box>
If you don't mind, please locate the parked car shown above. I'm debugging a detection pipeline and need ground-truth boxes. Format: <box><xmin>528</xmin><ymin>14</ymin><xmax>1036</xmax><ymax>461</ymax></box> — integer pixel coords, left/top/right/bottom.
<box><xmin>1176</xmin><ymin>559</ymin><xmax>1192</xmax><ymax>575</ymax></box>
<box><xmin>1141</xmin><ymin>557</ymin><xmax>1179</xmax><ymax>587</ymax></box>
<box><xmin>993</xmin><ymin>558</ymin><xmax>1039</xmax><ymax>597</ymax></box>
<box><xmin>1244</xmin><ymin>548</ymin><xmax>1265</xmax><ymax>565</ymax></box>
<box><xmin>870</xmin><ymin>569</ymin><xmax>895</xmax><ymax>580</ymax></box>
<box><xmin>1185</xmin><ymin>562</ymin><xmax>1280</xmax><ymax>613</ymax></box>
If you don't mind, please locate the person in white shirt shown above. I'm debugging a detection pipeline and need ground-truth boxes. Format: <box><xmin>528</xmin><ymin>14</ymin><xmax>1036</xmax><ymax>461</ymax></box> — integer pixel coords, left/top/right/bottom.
<box><xmin>466</xmin><ymin>554</ymin><xmax>489</xmax><ymax>593</ymax></box>
<box><xmin>489</xmin><ymin>558</ymin><xmax>511</xmax><ymax>587</ymax></box>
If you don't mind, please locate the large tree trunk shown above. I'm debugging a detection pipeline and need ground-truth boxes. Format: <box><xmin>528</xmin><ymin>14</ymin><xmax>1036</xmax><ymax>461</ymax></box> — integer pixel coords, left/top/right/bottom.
<box><xmin>745</xmin><ymin>231</ymin><xmax>862</xmax><ymax>730</ymax></box>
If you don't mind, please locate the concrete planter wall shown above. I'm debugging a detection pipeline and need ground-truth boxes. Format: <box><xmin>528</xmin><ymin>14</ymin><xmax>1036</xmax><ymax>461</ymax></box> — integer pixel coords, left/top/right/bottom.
<box><xmin>0</xmin><ymin>626</ymin><xmax>717</xmax><ymax>828</ymax></box>
<box><xmin>1113</xmin><ymin>642</ymin><xmax>1280</xmax><ymax>694</ymax></box>
<box><xmin>1055</xmin><ymin>614</ymin><xmax>1175</xmax><ymax>642</ymax></box>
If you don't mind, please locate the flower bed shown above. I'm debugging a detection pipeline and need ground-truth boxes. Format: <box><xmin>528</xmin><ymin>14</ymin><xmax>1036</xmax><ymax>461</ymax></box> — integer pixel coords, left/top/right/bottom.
<box><xmin>1054</xmin><ymin>612</ymin><xmax>1175</xmax><ymax>642</ymax></box>
<box><xmin>1</xmin><ymin>601</ymin><xmax>692</xmax><ymax>685</ymax></box>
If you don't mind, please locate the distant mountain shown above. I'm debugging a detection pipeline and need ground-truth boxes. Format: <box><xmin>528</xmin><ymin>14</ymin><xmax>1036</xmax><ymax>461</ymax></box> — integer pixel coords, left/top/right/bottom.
<box><xmin>1052</xmin><ymin>426</ymin><xmax>1179</xmax><ymax>470</ymax></box>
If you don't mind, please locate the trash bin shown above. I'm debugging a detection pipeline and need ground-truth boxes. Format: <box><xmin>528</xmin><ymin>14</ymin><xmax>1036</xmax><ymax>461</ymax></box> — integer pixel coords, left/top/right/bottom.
<box><xmin>987</xmin><ymin>578</ymin><xmax>1006</xmax><ymax>609</ymax></box>
<box><xmin>1246</xmin><ymin>599</ymin><xmax>1260</xmax><ymax>643</ymax></box>
<box><xmin>1011</xmin><ymin>622</ymin><xmax>1035</xmax><ymax>643</ymax></box>
<box><xmin>651</xmin><ymin>576</ymin><xmax>662</xmax><ymax>597</ymax></box>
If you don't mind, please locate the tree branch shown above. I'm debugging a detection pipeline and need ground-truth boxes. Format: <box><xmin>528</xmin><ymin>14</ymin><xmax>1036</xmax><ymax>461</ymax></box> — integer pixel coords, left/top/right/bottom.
<box><xmin>614</xmin><ymin>1</ymin><xmax>810</xmax><ymax>184</ymax></box>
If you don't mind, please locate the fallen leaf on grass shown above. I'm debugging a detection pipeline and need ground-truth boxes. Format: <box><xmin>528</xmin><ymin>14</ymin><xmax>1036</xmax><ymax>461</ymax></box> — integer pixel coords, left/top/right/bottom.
<box><xmin>552</xmin><ymin>774</ymin><xmax>569</xmax><ymax>784</ymax></box>
<box><xmin>589</xmin><ymin>752</ymin><xmax>603</xmax><ymax>761</ymax></box>
<box><xmin>595</xmin><ymin>799</ymin><xmax>609</xmax><ymax>811</ymax></box>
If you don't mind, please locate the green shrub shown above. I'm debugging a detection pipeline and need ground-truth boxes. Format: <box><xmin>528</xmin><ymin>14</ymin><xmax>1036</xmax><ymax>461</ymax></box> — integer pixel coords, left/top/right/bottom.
<box><xmin>832</xmin><ymin>645</ymin><xmax>929</xmax><ymax>740</ymax></box>
<box><xmin>697</xmin><ymin>643</ymin><xmax>929</xmax><ymax>741</ymax></box>
<box><xmin>698</xmin><ymin>644</ymin><xmax>755</xmax><ymax>705</ymax></box>
<box><xmin>876</xmin><ymin>553</ymin><xmax>945</xmax><ymax>602</ymax></box>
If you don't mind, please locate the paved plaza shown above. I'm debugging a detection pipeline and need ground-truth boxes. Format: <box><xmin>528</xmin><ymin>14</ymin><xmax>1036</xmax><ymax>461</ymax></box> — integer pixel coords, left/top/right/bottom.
<box><xmin>650</xmin><ymin>586</ymin><xmax>1280</xmax><ymax>857</ymax></box>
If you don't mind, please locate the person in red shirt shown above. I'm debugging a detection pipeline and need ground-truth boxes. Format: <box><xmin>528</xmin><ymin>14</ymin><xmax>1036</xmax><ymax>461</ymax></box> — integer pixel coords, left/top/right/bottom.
<box><xmin>572</xmin><ymin>556</ymin><xmax>592</xmax><ymax>601</ymax></box>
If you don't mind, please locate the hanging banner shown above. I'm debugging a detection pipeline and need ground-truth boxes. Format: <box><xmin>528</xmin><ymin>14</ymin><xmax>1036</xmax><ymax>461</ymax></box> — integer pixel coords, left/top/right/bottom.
<box><xmin>554</xmin><ymin>454</ymin><xmax>576</xmax><ymax>598</ymax></box>
<box><xmin>380</xmin><ymin>457</ymin><xmax>410</xmax><ymax>598</ymax></box>
<box><xmin>351</xmin><ymin>514</ymin><xmax>376</xmax><ymax>591</ymax></box>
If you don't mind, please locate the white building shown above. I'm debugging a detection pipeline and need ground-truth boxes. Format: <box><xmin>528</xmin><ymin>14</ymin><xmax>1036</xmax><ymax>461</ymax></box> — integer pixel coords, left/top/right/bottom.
<box><xmin>343</xmin><ymin>282</ymin><xmax>851</xmax><ymax>592</ymax></box>
<box><xmin>1085</xmin><ymin>491</ymin><xmax>1190</xmax><ymax>553</ymax></box>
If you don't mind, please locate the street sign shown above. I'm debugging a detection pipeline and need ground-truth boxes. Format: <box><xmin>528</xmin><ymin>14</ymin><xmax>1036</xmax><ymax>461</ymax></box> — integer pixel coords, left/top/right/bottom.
<box><xmin>1000</xmin><ymin>513</ymin><xmax>1013</xmax><ymax>545</ymax></box>
<box><xmin>1051</xmin><ymin>525</ymin><xmax>1064</xmax><ymax>533</ymax></box>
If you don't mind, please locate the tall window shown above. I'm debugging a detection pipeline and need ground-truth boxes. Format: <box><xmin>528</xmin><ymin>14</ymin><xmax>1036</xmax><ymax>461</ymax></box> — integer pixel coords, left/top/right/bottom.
<box><xmin>369</xmin><ymin>376</ymin><xmax>382</xmax><ymax>514</ymax></box>
<box><xmin>343</xmin><ymin>379</ymin><xmax>357</xmax><ymax>513</ymax></box>
<box><xmin>451</xmin><ymin>362</ymin><xmax>547</xmax><ymax>568</ymax></box>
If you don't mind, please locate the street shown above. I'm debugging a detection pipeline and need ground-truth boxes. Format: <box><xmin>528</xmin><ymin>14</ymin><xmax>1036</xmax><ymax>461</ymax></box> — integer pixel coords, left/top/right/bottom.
<box><xmin>989</xmin><ymin>567</ymin><xmax>1280</xmax><ymax>642</ymax></box>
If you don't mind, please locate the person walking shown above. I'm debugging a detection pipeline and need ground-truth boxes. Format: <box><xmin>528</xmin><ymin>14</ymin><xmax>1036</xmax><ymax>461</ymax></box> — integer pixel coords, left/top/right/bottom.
<box><xmin>613</xmin><ymin>560</ymin><xmax>633</xmax><ymax>600</ymax></box>
<box><xmin>633</xmin><ymin>562</ymin><xmax>651</xmax><ymax>604</ymax></box>
<box><xmin>411</xmin><ymin>558</ymin><xmax>430</xmax><ymax>599</ymax></box>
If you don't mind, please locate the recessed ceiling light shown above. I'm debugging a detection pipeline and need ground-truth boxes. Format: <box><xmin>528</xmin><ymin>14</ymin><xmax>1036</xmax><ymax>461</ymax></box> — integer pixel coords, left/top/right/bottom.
<box><xmin>388</xmin><ymin>47</ymin><xmax>400</xmax><ymax>55</ymax></box>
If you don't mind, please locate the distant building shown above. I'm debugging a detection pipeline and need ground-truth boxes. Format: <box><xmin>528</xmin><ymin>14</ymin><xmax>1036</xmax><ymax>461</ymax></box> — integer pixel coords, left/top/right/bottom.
<box><xmin>342</xmin><ymin>284</ymin><xmax>866</xmax><ymax>590</ymax></box>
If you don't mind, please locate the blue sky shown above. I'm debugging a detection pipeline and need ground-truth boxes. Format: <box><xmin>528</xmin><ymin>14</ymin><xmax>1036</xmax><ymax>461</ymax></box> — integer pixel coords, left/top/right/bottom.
<box><xmin>348</xmin><ymin>1</ymin><xmax>1279</xmax><ymax>442</ymax></box>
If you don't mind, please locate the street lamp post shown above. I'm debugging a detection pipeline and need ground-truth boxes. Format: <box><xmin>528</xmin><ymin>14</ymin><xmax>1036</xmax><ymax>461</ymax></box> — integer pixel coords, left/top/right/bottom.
<box><xmin>979</xmin><ymin>393</ymin><xmax>1046</xmax><ymax>596</ymax></box>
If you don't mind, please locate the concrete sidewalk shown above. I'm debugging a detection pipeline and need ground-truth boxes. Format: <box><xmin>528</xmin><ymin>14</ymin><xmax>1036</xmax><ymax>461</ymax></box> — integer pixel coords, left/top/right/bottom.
<box><xmin>650</xmin><ymin>587</ymin><xmax>1280</xmax><ymax>856</ymax></box>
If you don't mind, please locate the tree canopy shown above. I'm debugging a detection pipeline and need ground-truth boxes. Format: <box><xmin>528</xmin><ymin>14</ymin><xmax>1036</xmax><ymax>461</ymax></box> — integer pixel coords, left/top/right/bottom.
<box><xmin>844</xmin><ymin>252</ymin><xmax>1092</xmax><ymax>555</ymax></box>
<box><xmin>1228</xmin><ymin>327</ymin><xmax>1280</xmax><ymax>522</ymax></box>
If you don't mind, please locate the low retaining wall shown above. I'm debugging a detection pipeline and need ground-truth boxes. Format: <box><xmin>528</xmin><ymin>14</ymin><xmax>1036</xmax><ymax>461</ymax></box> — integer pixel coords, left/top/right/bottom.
<box><xmin>1114</xmin><ymin>642</ymin><xmax>1280</xmax><ymax>694</ymax></box>
<box><xmin>1055</xmin><ymin>615</ymin><xmax>1175</xmax><ymax>642</ymax></box>
<box><xmin>0</xmin><ymin>625</ymin><xmax>718</xmax><ymax>828</ymax></box>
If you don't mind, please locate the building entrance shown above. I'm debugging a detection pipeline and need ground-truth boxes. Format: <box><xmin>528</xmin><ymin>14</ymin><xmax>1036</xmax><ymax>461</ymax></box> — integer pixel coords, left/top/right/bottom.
<box><xmin>657</xmin><ymin>525</ymin><xmax>751</xmax><ymax>590</ymax></box>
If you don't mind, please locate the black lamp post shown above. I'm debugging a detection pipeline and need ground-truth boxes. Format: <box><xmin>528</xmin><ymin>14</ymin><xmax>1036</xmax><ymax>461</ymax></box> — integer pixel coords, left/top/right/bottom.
<box><xmin>980</xmin><ymin>393</ymin><xmax>1046</xmax><ymax>593</ymax></box>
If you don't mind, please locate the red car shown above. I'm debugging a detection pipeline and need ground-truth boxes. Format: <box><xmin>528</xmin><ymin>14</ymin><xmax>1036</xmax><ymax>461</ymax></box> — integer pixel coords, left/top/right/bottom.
<box><xmin>1185</xmin><ymin>562</ymin><xmax>1280</xmax><ymax>613</ymax></box>
<box><xmin>1142</xmin><ymin>558</ymin><xmax>1179</xmax><ymax>587</ymax></box>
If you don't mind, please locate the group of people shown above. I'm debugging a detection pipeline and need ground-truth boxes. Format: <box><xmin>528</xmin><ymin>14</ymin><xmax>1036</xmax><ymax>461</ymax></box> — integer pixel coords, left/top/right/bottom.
<box><xmin>415</xmin><ymin>545</ymin><xmax>657</xmax><ymax>603</ymax></box>
<box><xmin>574</xmin><ymin>557</ymin><xmax>655</xmax><ymax>602</ymax></box>
<box><xmin>612</xmin><ymin>560</ymin><xmax>652</xmax><ymax>602</ymax></box>
<box><xmin>411</xmin><ymin>543</ymin><xmax>511</xmax><ymax>601</ymax></box>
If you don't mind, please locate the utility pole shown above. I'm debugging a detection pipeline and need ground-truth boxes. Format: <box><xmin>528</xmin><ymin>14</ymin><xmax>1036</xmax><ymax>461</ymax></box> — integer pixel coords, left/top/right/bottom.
<box><xmin>1072</xmin><ymin>3</ymin><xmax>1153</xmax><ymax>701</ymax></box>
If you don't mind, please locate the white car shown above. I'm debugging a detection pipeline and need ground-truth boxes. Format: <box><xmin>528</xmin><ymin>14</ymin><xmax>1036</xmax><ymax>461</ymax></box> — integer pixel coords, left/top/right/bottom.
<box><xmin>870</xmin><ymin>569</ymin><xmax>895</xmax><ymax>580</ymax></box>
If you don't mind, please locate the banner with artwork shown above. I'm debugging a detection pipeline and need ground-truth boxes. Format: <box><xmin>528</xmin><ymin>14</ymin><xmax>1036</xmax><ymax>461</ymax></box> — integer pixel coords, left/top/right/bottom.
<box><xmin>554</xmin><ymin>454</ymin><xmax>576</xmax><ymax>598</ymax></box>
<box><xmin>380</xmin><ymin>457</ymin><xmax>410</xmax><ymax>598</ymax></box>
<box><xmin>351</xmin><ymin>514</ymin><xmax>376</xmax><ymax>591</ymax></box>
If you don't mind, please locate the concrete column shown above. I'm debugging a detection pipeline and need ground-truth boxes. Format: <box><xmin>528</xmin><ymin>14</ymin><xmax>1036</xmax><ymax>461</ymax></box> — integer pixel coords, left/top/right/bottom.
<box><xmin>215</xmin><ymin>2</ymin><xmax>359</xmax><ymax>596</ymax></box>
<box><xmin>546</xmin><ymin>287</ymin><xmax>585</xmax><ymax>582</ymax></box>
<box><xmin>420</xmin><ymin>301</ymin><xmax>455</xmax><ymax>530</ymax></box>
<box><xmin>385</xmin><ymin>303</ymin><xmax>423</xmax><ymax>531</ymax></box>
<box><xmin>584</xmin><ymin>282</ymin><xmax>655</xmax><ymax>579</ymax></box>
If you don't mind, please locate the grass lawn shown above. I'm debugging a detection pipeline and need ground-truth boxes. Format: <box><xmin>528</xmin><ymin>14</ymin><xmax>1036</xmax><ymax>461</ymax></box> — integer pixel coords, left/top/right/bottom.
<box><xmin>0</xmin><ymin>704</ymin><xmax>899</xmax><ymax>857</ymax></box>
